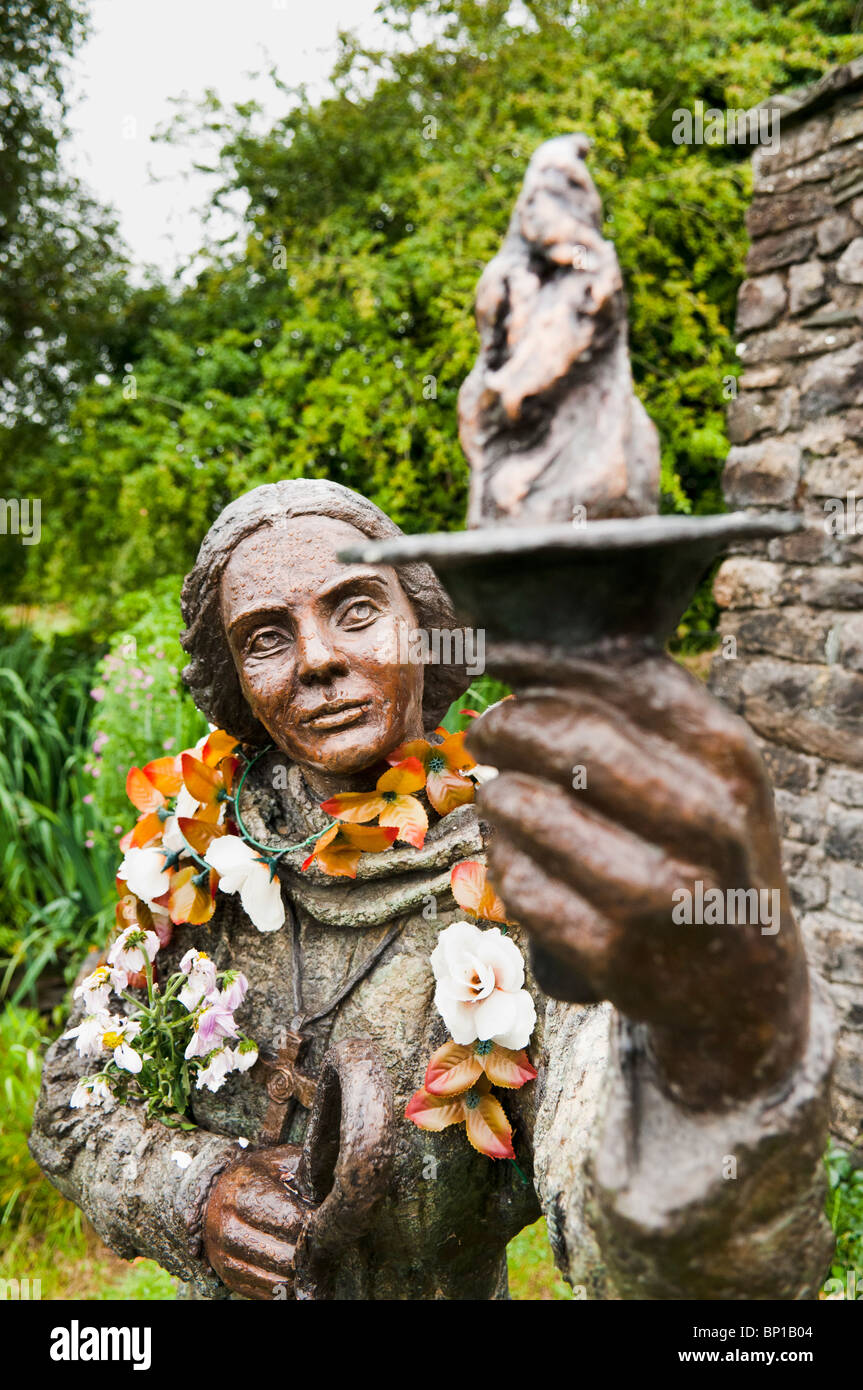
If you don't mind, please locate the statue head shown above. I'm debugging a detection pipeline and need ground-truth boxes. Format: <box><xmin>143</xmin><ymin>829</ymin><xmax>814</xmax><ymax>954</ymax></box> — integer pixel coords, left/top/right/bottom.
<box><xmin>180</xmin><ymin>479</ymin><xmax>470</xmax><ymax>780</ymax></box>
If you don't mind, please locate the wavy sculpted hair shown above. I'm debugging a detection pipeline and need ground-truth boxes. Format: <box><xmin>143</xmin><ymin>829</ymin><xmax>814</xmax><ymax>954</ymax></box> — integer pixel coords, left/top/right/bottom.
<box><xmin>180</xmin><ymin>478</ymin><xmax>471</xmax><ymax>746</ymax></box>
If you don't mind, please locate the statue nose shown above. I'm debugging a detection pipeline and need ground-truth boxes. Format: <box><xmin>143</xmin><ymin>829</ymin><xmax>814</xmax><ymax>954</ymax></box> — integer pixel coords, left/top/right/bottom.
<box><xmin>295</xmin><ymin>624</ymin><xmax>348</xmax><ymax>682</ymax></box>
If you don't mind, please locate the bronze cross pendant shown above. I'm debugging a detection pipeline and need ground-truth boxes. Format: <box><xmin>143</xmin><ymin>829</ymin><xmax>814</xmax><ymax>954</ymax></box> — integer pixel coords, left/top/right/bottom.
<box><xmin>258</xmin><ymin>1026</ymin><xmax>318</xmax><ymax>1145</ymax></box>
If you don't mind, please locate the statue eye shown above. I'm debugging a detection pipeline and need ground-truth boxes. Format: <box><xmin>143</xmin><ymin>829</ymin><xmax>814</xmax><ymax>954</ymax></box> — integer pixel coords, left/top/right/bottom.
<box><xmin>247</xmin><ymin>629</ymin><xmax>288</xmax><ymax>657</ymax></box>
<box><xmin>340</xmin><ymin>599</ymin><xmax>379</xmax><ymax>628</ymax></box>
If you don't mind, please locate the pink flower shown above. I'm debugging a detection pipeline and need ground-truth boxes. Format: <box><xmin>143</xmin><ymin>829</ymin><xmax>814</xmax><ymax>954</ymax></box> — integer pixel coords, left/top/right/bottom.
<box><xmin>90</xmin><ymin>687</ymin><xmax>105</xmax><ymax>702</ymax></box>
<box><xmin>83</xmin><ymin>794</ymin><xmax>94</xmax><ymax>805</ymax></box>
<box><xmin>184</xmin><ymin>1001</ymin><xmax>239</xmax><ymax>1060</ymax></box>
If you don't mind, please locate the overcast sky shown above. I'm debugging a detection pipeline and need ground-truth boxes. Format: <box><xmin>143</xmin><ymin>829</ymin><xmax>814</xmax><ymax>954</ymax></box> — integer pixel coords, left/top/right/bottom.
<box><xmin>66</xmin><ymin>0</ymin><xmax>386</xmax><ymax>277</ymax></box>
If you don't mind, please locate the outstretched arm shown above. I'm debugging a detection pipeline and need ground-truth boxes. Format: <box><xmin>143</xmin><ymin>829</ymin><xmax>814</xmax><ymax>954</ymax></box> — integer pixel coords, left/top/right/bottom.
<box><xmin>469</xmin><ymin>654</ymin><xmax>835</xmax><ymax>1299</ymax></box>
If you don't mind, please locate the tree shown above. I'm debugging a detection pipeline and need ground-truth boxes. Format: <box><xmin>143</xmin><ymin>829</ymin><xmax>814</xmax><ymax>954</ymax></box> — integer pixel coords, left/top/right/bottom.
<box><xmin>15</xmin><ymin>1</ymin><xmax>862</xmax><ymax>628</ymax></box>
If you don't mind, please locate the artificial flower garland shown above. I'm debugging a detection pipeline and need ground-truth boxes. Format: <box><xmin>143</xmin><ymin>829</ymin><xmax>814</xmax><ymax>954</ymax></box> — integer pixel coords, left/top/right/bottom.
<box><xmin>69</xmin><ymin>720</ymin><xmax>537</xmax><ymax>1156</ymax></box>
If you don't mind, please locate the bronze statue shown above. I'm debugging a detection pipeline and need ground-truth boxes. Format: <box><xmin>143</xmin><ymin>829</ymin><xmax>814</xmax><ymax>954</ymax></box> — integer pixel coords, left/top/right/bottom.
<box><xmin>30</xmin><ymin>137</ymin><xmax>835</xmax><ymax>1301</ymax></box>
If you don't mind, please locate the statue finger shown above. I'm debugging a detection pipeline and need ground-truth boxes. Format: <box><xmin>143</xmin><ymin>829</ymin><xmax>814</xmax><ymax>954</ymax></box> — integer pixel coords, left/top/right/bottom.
<box><xmin>211</xmin><ymin>1207</ymin><xmax>301</xmax><ymax>1275</ymax></box>
<box><xmin>470</xmin><ymin>651</ymin><xmax>762</xmax><ymax>775</ymax></box>
<box><xmin>485</xmin><ymin>831</ymin><xmax>618</xmax><ymax>992</ymax></box>
<box><xmin>468</xmin><ymin>691</ymin><xmax>745</xmax><ymax>871</ymax></box>
<box><xmin>209</xmin><ymin>1248</ymin><xmax>296</xmax><ymax>1301</ymax></box>
<box><xmin>478</xmin><ymin>771</ymin><xmax>715</xmax><ymax>921</ymax></box>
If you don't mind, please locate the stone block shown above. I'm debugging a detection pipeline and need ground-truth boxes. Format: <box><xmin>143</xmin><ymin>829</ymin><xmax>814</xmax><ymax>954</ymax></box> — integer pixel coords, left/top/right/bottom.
<box><xmin>800</xmin><ymin>340</ymin><xmax>863</xmax><ymax>417</ymax></box>
<box><xmin>817</xmin><ymin>213</ymin><xmax>859</xmax><ymax>255</ymax></box>
<box><xmin>736</xmin><ymin>274</ymin><xmax>787</xmax><ymax>333</ymax></box>
<box><xmin>746</xmin><ymin>188</ymin><xmax>834</xmax><ymax>241</ymax></box>
<box><xmin>837</xmin><ymin>236</ymin><xmax>863</xmax><ymax>283</ymax></box>
<box><xmin>746</xmin><ymin>226</ymin><xmax>815</xmax><ymax>275</ymax></box>
<box><xmin>713</xmin><ymin>557</ymin><xmax>783</xmax><ymax>609</ymax></box>
<box><xmin>788</xmin><ymin>260</ymin><xmax>826</xmax><ymax>314</ymax></box>
<box><xmin>723</xmin><ymin>438</ymin><xmax>801</xmax><ymax>501</ymax></box>
<box><xmin>824</xmin><ymin>765</ymin><xmax>863</xmax><ymax>806</ymax></box>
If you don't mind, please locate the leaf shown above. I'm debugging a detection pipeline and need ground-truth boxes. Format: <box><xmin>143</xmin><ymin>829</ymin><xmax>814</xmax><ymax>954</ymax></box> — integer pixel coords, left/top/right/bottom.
<box><xmin>426</xmin><ymin>767</ymin><xmax>475</xmax><ymax>816</ymax></box>
<box><xmin>377</xmin><ymin>756</ymin><xmax>426</xmax><ymax>795</ymax></box>
<box><xmin>451</xmin><ymin>860</ymin><xmax>513</xmax><ymax>924</ymax></box>
<box><xmin>378</xmin><ymin>794</ymin><xmax>427</xmax><ymax>849</ymax></box>
<box><xmin>482</xmin><ymin>1044</ymin><xmax>537</xmax><ymax>1091</ymax></box>
<box><xmin>464</xmin><ymin>1093</ymin><xmax>515</xmax><ymax>1161</ymax></box>
<box><xmin>424</xmin><ymin>1040</ymin><xmax>482</xmax><ymax>1096</ymax></box>
<box><xmin>404</xmin><ymin>1088</ymin><xmax>464</xmax><ymax>1132</ymax></box>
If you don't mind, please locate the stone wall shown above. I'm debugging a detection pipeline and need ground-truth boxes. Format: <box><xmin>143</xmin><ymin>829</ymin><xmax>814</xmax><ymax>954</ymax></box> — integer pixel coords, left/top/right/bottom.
<box><xmin>709</xmin><ymin>61</ymin><xmax>863</xmax><ymax>1148</ymax></box>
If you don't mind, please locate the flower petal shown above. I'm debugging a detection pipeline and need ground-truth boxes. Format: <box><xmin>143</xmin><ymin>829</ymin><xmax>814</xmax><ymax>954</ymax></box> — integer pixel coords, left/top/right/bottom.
<box><xmin>426</xmin><ymin>768</ymin><xmax>475</xmax><ymax>817</ymax></box>
<box><xmin>319</xmin><ymin>791</ymin><xmax>387</xmax><ymax>824</ymax></box>
<box><xmin>376</xmin><ymin>757</ymin><xmax>426</xmax><ymax>795</ymax></box>
<box><xmin>424</xmin><ymin>1040</ymin><xmax>483</xmax><ymax>1097</ymax></box>
<box><xmin>487</xmin><ymin>989</ymin><xmax>537</xmax><ymax>1052</ymax></box>
<box><xmin>465</xmin><ymin>1093</ymin><xmax>515</xmax><ymax>1160</ymax></box>
<box><xmin>405</xmin><ymin>1088</ymin><xmax>464</xmax><ymax>1131</ymax></box>
<box><xmin>482</xmin><ymin>1044</ymin><xmax>538</xmax><ymax>1090</ymax></box>
<box><xmin>378</xmin><ymin>794</ymin><xmax>427</xmax><ymax>849</ymax></box>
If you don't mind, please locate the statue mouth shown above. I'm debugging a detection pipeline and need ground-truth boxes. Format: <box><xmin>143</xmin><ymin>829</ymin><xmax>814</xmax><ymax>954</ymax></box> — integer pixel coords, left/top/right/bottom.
<box><xmin>299</xmin><ymin>699</ymin><xmax>371</xmax><ymax>732</ymax></box>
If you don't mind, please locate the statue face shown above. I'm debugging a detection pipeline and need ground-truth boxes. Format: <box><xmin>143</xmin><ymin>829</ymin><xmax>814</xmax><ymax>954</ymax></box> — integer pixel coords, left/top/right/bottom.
<box><xmin>220</xmin><ymin>516</ymin><xmax>425</xmax><ymax>777</ymax></box>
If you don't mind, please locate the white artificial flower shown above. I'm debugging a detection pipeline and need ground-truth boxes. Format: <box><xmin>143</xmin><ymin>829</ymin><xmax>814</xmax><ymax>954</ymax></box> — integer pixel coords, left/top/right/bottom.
<box><xmin>171</xmin><ymin>1150</ymin><xmax>193</xmax><ymax>1170</ymax></box>
<box><xmin>468</xmin><ymin>763</ymin><xmax>499</xmax><ymax>784</ymax></box>
<box><xmin>196</xmin><ymin>1046</ymin><xmax>235</xmax><ymax>1093</ymax></box>
<box><xmin>209</xmin><ymin>970</ymin><xmax>248</xmax><ymax>1013</ymax></box>
<box><xmin>64</xmin><ymin>1011</ymin><xmax>113</xmax><ymax>1059</ymax></box>
<box><xmin>100</xmin><ymin>1018</ymin><xmax>144</xmax><ymax>1074</ymax></box>
<box><xmin>178</xmin><ymin>949</ymin><xmax>218</xmax><ymax>1010</ymax></box>
<box><xmin>69</xmin><ymin>1076</ymin><xmax>115</xmax><ymax>1110</ymax></box>
<box><xmin>107</xmin><ymin>925</ymin><xmax>160</xmax><ymax>978</ymax></box>
<box><xmin>237</xmin><ymin>1137</ymin><xmax>249</xmax><ymax>1148</ymax></box>
<box><xmin>184</xmin><ymin>1000</ymin><xmax>239</xmax><ymax>1060</ymax></box>
<box><xmin>73</xmin><ymin>965</ymin><xmax>113</xmax><ymax>1013</ymax></box>
<box><xmin>117</xmin><ymin>846</ymin><xmax>171</xmax><ymax>906</ymax></box>
<box><xmin>204</xmin><ymin>836</ymin><xmax>285</xmax><ymax>934</ymax></box>
<box><xmin>230</xmin><ymin>1041</ymin><xmax>258</xmax><ymax>1073</ymax></box>
<box><xmin>430</xmin><ymin>920</ymin><xmax>536</xmax><ymax>1050</ymax></box>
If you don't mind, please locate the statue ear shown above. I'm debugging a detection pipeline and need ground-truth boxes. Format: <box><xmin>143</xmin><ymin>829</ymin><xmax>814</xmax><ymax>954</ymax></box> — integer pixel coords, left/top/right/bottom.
<box><xmin>530</xmin><ymin>942</ymin><xmax>601</xmax><ymax>1005</ymax></box>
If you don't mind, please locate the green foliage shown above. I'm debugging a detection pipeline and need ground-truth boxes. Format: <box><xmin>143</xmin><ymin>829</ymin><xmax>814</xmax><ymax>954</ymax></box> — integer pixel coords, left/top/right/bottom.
<box><xmin>0</xmin><ymin>1</ymin><xmax>138</xmax><ymax>606</ymax></box>
<box><xmin>17</xmin><ymin>1</ymin><xmax>862</xmax><ymax>628</ymax></box>
<box><xmin>0</xmin><ymin>631</ymin><xmax>114</xmax><ymax>1003</ymax></box>
<box><xmin>824</xmin><ymin>1140</ymin><xmax>863</xmax><ymax>1295</ymax></box>
<box><xmin>0</xmin><ymin>1005</ymin><xmax>175</xmax><ymax>1300</ymax></box>
<box><xmin>87</xmin><ymin>581</ymin><xmax>207</xmax><ymax>828</ymax></box>
<box><xmin>0</xmin><ymin>1006</ymin><xmax>82</xmax><ymax>1260</ymax></box>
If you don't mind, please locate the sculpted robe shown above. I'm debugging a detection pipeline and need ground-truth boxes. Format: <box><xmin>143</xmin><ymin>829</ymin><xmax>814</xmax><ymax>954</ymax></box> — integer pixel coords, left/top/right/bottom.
<box><xmin>30</xmin><ymin>752</ymin><xmax>836</xmax><ymax>1300</ymax></box>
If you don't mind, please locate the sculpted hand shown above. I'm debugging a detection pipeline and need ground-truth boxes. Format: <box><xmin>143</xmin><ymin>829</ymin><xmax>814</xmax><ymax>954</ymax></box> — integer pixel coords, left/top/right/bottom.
<box><xmin>466</xmin><ymin>654</ymin><xmax>810</xmax><ymax>1108</ymax></box>
<box><xmin>203</xmin><ymin>1145</ymin><xmax>311</xmax><ymax>1300</ymax></box>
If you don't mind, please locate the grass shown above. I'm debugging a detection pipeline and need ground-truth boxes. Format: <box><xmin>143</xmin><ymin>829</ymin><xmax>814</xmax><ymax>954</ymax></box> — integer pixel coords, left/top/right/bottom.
<box><xmin>0</xmin><ymin>632</ymin><xmax>115</xmax><ymax>1005</ymax></box>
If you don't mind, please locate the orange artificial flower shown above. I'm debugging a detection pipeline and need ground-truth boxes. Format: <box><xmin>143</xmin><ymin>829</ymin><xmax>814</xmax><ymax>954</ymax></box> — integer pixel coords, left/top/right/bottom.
<box><xmin>168</xmin><ymin>865</ymin><xmax>218</xmax><ymax>926</ymax></box>
<box><xmin>386</xmin><ymin>729</ymin><xmax>476</xmax><ymax>816</ymax></box>
<box><xmin>180</xmin><ymin>750</ymin><xmax>237</xmax><ymax>823</ymax></box>
<box><xmin>423</xmin><ymin>1038</ymin><xmax>537</xmax><ymax>1096</ymax></box>
<box><xmin>321</xmin><ymin>757</ymin><xmax>429</xmax><ymax>849</ymax></box>
<box><xmin>301</xmin><ymin>823</ymin><xmax>398</xmax><ymax>878</ymax></box>
<box><xmin>450</xmin><ymin>860</ymin><xmax>514</xmax><ymax>925</ymax></box>
<box><xmin>405</xmin><ymin>1073</ymin><xmax>515</xmax><ymax>1160</ymax></box>
<box><xmin>124</xmin><ymin>757</ymin><xmax>184</xmax><ymax>848</ymax></box>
